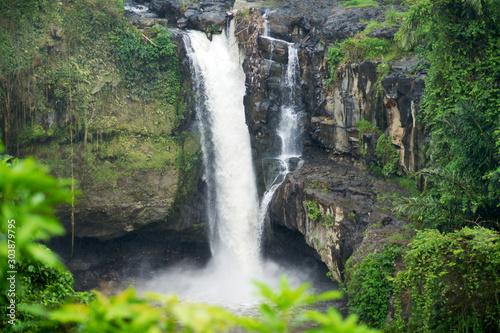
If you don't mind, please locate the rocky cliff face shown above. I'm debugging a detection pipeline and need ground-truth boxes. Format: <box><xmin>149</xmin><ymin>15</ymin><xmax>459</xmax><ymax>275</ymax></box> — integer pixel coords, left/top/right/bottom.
<box><xmin>237</xmin><ymin>4</ymin><xmax>427</xmax><ymax>174</ymax></box>
<box><xmin>269</xmin><ymin>156</ymin><xmax>406</xmax><ymax>282</ymax></box>
<box><xmin>22</xmin><ymin>26</ymin><xmax>207</xmax><ymax>242</ymax></box>
<box><xmin>235</xmin><ymin>1</ymin><xmax>426</xmax><ymax>281</ymax></box>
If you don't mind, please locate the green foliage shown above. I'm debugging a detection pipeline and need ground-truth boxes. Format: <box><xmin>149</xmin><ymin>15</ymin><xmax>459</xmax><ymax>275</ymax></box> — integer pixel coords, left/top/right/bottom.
<box><xmin>323</xmin><ymin>214</ymin><xmax>336</xmax><ymax>227</ymax></box>
<box><xmin>0</xmin><ymin>143</ymin><xmax>93</xmax><ymax>331</ymax></box>
<box><xmin>345</xmin><ymin>246</ymin><xmax>403</xmax><ymax>328</ymax></box>
<box><xmin>0</xmin><ymin>150</ymin><xmax>71</xmax><ymax>292</ymax></box>
<box><xmin>396</xmin><ymin>177</ymin><xmax>419</xmax><ymax>197</ymax></box>
<box><xmin>342</xmin><ymin>37</ymin><xmax>392</xmax><ymax>62</ymax></box>
<box><xmin>44</xmin><ymin>276</ymin><xmax>379</xmax><ymax>333</ymax></box>
<box><xmin>113</xmin><ymin>25</ymin><xmax>179</xmax><ymax>101</ymax></box>
<box><xmin>356</xmin><ymin>120</ymin><xmax>381</xmax><ymax>138</ymax></box>
<box><xmin>355</xmin><ymin>120</ymin><xmax>381</xmax><ymax>156</ymax></box>
<box><xmin>205</xmin><ymin>24</ymin><xmax>220</xmax><ymax>35</ymax></box>
<box><xmin>354</xmin><ymin>122</ymin><xmax>402</xmax><ymax>176</ymax></box>
<box><xmin>306</xmin><ymin>201</ymin><xmax>323</xmax><ymax>222</ymax></box>
<box><xmin>396</xmin><ymin>167</ymin><xmax>500</xmax><ymax>231</ymax></box>
<box><xmin>305</xmin><ymin>201</ymin><xmax>337</xmax><ymax>227</ymax></box>
<box><xmin>394</xmin><ymin>0</ymin><xmax>500</xmax><ymax>231</ymax></box>
<box><xmin>375</xmin><ymin>134</ymin><xmax>400</xmax><ymax>177</ymax></box>
<box><xmin>342</xmin><ymin>0</ymin><xmax>379</xmax><ymax>9</ymax></box>
<box><xmin>384</xmin><ymin>9</ymin><xmax>406</xmax><ymax>25</ymax></box>
<box><xmin>325</xmin><ymin>7</ymin><xmax>409</xmax><ymax>91</ymax></box>
<box><xmin>382</xmin><ymin>0</ymin><xmax>405</xmax><ymax>5</ymax></box>
<box><xmin>325</xmin><ymin>35</ymin><xmax>396</xmax><ymax>86</ymax></box>
<box><xmin>393</xmin><ymin>228</ymin><xmax>500</xmax><ymax>332</ymax></box>
<box><xmin>325</xmin><ymin>44</ymin><xmax>344</xmax><ymax>86</ymax></box>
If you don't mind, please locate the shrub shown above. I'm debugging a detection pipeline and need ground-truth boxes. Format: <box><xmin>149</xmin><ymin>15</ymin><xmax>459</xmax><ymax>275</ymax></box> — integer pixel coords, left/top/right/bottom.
<box><xmin>46</xmin><ymin>276</ymin><xmax>381</xmax><ymax>333</ymax></box>
<box><xmin>342</xmin><ymin>37</ymin><xmax>392</xmax><ymax>62</ymax></box>
<box><xmin>306</xmin><ymin>200</ymin><xmax>323</xmax><ymax>222</ymax></box>
<box><xmin>345</xmin><ymin>246</ymin><xmax>404</xmax><ymax>328</ymax></box>
<box><xmin>375</xmin><ymin>134</ymin><xmax>400</xmax><ymax>176</ymax></box>
<box><xmin>393</xmin><ymin>228</ymin><xmax>500</xmax><ymax>332</ymax></box>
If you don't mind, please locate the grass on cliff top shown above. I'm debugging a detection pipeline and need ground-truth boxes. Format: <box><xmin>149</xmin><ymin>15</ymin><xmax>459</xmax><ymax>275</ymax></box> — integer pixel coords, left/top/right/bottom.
<box><xmin>325</xmin><ymin>8</ymin><xmax>409</xmax><ymax>87</ymax></box>
<box><xmin>342</xmin><ymin>0</ymin><xmax>379</xmax><ymax>9</ymax></box>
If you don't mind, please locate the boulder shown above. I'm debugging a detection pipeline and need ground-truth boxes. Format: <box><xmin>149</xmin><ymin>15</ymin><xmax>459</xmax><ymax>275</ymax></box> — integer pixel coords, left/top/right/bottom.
<box><xmin>190</xmin><ymin>10</ymin><xmax>228</xmax><ymax>32</ymax></box>
<box><xmin>367</xmin><ymin>26</ymin><xmax>399</xmax><ymax>40</ymax></box>
<box><xmin>258</xmin><ymin>36</ymin><xmax>289</xmax><ymax>63</ymax></box>
<box><xmin>269</xmin><ymin>160</ymin><xmax>406</xmax><ymax>282</ymax></box>
<box><xmin>149</xmin><ymin>0</ymin><xmax>183</xmax><ymax>21</ymax></box>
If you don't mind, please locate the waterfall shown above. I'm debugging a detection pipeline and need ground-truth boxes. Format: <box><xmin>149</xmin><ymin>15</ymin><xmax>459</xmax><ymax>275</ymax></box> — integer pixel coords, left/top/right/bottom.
<box><xmin>183</xmin><ymin>23</ymin><xmax>261</xmax><ymax>275</ymax></box>
<box><xmin>258</xmin><ymin>43</ymin><xmax>304</xmax><ymax>226</ymax></box>
<box><xmin>140</xmin><ymin>23</ymin><xmax>313</xmax><ymax>306</ymax></box>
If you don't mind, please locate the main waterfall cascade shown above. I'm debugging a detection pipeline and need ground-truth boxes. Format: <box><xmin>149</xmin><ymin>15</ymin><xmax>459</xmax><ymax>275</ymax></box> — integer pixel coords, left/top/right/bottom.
<box><xmin>184</xmin><ymin>24</ymin><xmax>262</xmax><ymax>275</ymax></box>
<box><xmin>141</xmin><ymin>23</ymin><xmax>313</xmax><ymax>305</ymax></box>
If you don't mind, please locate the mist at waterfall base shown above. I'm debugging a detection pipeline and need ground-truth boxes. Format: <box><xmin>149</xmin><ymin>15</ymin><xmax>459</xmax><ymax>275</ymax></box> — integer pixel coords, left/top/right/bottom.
<box><xmin>139</xmin><ymin>25</ymin><xmax>334</xmax><ymax>308</ymax></box>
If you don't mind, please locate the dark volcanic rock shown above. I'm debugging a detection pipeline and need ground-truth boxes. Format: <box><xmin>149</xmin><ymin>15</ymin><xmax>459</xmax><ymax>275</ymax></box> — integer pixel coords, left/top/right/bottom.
<box><xmin>191</xmin><ymin>10</ymin><xmax>228</xmax><ymax>32</ymax></box>
<box><xmin>381</xmin><ymin>61</ymin><xmax>426</xmax><ymax>172</ymax></box>
<box><xmin>150</xmin><ymin>0</ymin><xmax>235</xmax><ymax>31</ymax></box>
<box><xmin>269</xmin><ymin>159</ymin><xmax>406</xmax><ymax>282</ymax></box>
<box><xmin>367</xmin><ymin>26</ymin><xmax>399</xmax><ymax>40</ymax></box>
<box><xmin>258</xmin><ymin>36</ymin><xmax>289</xmax><ymax>63</ymax></box>
<box><xmin>149</xmin><ymin>0</ymin><xmax>183</xmax><ymax>21</ymax></box>
<box><xmin>321</xmin><ymin>7</ymin><xmax>385</xmax><ymax>43</ymax></box>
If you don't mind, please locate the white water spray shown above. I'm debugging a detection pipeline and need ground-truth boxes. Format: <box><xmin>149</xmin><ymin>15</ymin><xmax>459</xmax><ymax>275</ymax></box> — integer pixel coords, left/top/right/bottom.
<box><xmin>140</xmin><ymin>24</ymin><xmax>314</xmax><ymax>307</ymax></box>
<box><xmin>185</xmin><ymin>24</ymin><xmax>262</xmax><ymax>274</ymax></box>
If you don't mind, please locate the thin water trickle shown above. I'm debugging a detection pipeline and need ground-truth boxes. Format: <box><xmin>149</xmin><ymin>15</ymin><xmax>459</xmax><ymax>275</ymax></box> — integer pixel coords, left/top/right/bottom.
<box><xmin>257</xmin><ymin>43</ymin><xmax>304</xmax><ymax>228</ymax></box>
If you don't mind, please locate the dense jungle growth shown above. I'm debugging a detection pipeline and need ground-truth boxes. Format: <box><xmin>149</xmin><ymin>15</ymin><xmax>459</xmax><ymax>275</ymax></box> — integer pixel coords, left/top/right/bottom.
<box><xmin>331</xmin><ymin>0</ymin><xmax>500</xmax><ymax>330</ymax></box>
<box><xmin>1</xmin><ymin>0</ymin><xmax>500</xmax><ymax>331</ymax></box>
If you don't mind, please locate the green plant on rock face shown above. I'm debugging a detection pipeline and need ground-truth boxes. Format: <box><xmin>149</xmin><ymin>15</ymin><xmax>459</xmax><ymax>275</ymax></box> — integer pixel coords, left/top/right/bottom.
<box><xmin>323</xmin><ymin>213</ymin><xmax>335</xmax><ymax>227</ymax></box>
<box><xmin>384</xmin><ymin>8</ymin><xmax>406</xmax><ymax>25</ymax></box>
<box><xmin>375</xmin><ymin>134</ymin><xmax>400</xmax><ymax>176</ymax></box>
<box><xmin>306</xmin><ymin>200</ymin><xmax>323</xmax><ymax>222</ymax></box>
<box><xmin>356</xmin><ymin>120</ymin><xmax>381</xmax><ymax>138</ymax></box>
<box><xmin>355</xmin><ymin>119</ymin><xmax>382</xmax><ymax>156</ymax></box>
<box><xmin>206</xmin><ymin>24</ymin><xmax>220</xmax><ymax>35</ymax></box>
<box><xmin>113</xmin><ymin>25</ymin><xmax>179</xmax><ymax>102</ymax></box>
<box><xmin>342</xmin><ymin>37</ymin><xmax>392</xmax><ymax>62</ymax></box>
<box><xmin>342</xmin><ymin>0</ymin><xmax>379</xmax><ymax>9</ymax></box>
<box><xmin>325</xmin><ymin>43</ymin><xmax>345</xmax><ymax>86</ymax></box>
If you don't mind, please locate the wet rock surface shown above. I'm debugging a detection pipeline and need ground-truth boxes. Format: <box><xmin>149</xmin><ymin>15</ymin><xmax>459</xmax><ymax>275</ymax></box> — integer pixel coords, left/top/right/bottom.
<box><xmin>269</xmin><ymin>154</ymin><xmax>407</xmax><ymax>282</ymax></box>
<box><xmin>238</xmin><ymin>4</ymin><xmax>426</xmax><ymax>175</ymax></box>
<box><xmin>148</xmin><ymin>0</ymin><xmax>236</xmax><ymax>31</ymax></box>
<box><xmin>50</xmin><ymin>225</ymin><xmax>210</xmax><ymax>291</ymax></box>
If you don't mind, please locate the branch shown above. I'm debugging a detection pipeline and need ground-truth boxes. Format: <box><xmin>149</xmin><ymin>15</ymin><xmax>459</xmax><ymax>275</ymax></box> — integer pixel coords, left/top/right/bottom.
<box><xmin>142</xmin><ymin>33</ymin><xmax>157</xmax><ymax>47</ymax></box>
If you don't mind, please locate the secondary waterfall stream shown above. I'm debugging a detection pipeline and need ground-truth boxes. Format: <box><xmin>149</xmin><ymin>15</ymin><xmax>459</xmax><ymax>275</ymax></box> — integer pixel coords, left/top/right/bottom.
<box><xmin>258</xmin><ymin>42</ymin><xmax>304</xmax><ymax>227</ymax></box>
